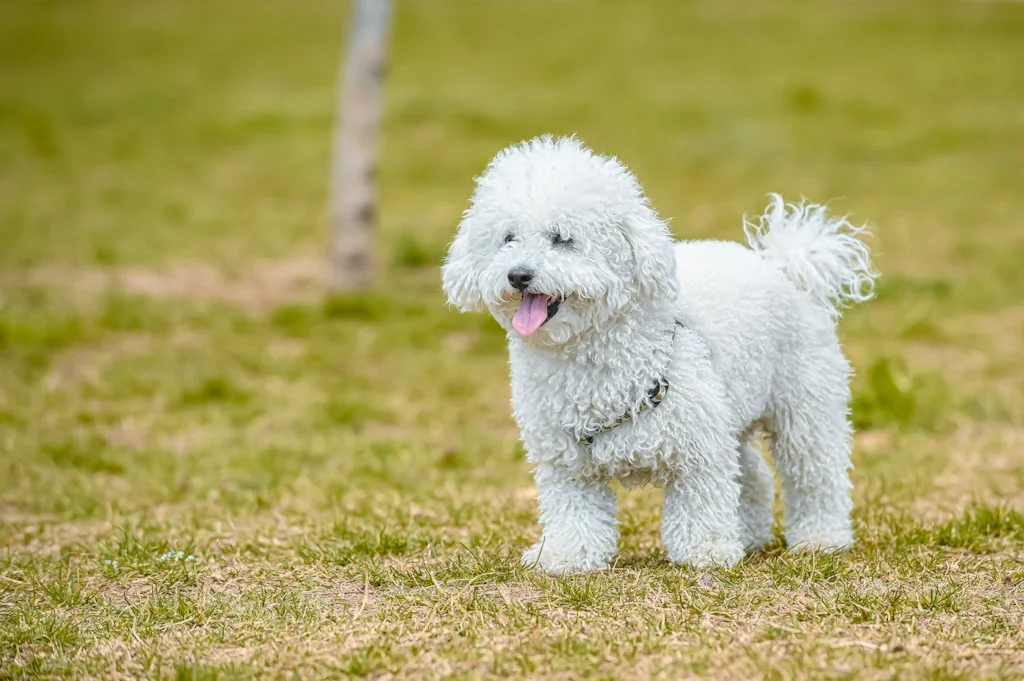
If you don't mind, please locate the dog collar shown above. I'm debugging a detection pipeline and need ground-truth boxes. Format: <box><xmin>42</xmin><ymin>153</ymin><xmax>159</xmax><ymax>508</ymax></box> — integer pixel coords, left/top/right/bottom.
<box><xmin>578</xmin><ymin>376</ymin><xmax>669</xmax><ymax>447</ymax></box>
<box><xmin>576</xmin><ymin>319</ymin><xmax>684</xmax><ymax>447</ymax></box>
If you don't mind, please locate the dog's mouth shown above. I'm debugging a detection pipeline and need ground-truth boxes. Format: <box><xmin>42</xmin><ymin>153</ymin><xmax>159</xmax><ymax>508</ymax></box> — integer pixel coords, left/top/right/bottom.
<box><xmin>512</xmin><ymin>293</ymin><xmax>562</xmax><ymax>336</ymax></box>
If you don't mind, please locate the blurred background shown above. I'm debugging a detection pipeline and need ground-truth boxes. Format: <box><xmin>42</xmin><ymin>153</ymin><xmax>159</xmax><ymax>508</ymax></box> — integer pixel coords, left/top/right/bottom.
<box><xmin>2</xmin><ymin>0</ymin><xmax>1023</xmax><ymax>677</ymax></box>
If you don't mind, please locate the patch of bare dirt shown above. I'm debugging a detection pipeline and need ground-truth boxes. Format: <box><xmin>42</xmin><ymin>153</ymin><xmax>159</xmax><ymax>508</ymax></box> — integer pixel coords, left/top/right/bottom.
<box><xmin>10</xmin><ymin>255</ymin><xmax>327</xmax><ymax>311</ymax></box>
<box><xmin>912</xmin><ymin>425</ymin><xmax>1024</xmax><ymax>519</ymax></box>
<box><xmin>44</xmin><ymin>329</ymin><xmax>197</xmax><ymax>390</ymax></box>
<box><xmin>4</xmin><ymin>519</ymin><xmax>115</xmax><ymax>556</ymax></box>
<box><xmin>102</xmin><ymin>418</ymin><xmax>153</xmax><ymax>452</ymax></box>
<box><xmin>905</xmin><ymin>341</ymin><xmax>990</xmax><ymax>382</ymax></box>
<box><xmin>857</xmin><ymin>429</ymin><xmax>894</xmax><ymax>453</ymax></box>
<box><xmin>44</xmin><ymin>334</ymin><xmax>153</xmax><ymax>389</ymax></box>
<box><xmin>306</xmin><ymin>579</ymin><xmax>379</xmax><ymax>618</ymax></box>
<box><xmin>116</xmin><ymin>257</ymin><xmax>325</xmax><ymax>308</ymax></box>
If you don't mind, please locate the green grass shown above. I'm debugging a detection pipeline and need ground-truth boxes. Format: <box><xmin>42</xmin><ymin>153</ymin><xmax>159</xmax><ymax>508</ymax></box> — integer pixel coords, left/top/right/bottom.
<box><xmin>2</xmin><ymin>0</ymin><xmax>1024</xmax><ymax>677</ymax></box>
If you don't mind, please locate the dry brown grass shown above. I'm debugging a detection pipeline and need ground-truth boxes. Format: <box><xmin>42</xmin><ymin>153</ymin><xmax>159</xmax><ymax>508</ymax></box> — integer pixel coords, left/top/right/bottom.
<box><xmin>4</xmin><ymin>0</ymin><xmax>1024</xmax><ymax>677</ymax></box>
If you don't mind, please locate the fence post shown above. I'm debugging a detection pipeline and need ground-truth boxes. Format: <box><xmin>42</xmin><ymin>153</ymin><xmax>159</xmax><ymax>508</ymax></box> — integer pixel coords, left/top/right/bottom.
<box><xmin>329</xmin><ymin>0</ymin><xmax>392</xmax><ymax>291</ymax></box>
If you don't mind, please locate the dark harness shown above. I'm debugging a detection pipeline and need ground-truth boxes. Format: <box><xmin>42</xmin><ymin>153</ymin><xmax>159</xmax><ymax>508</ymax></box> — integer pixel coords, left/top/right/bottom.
<box><xmin>576</xmin><ymin>320</ymin><xmax>684</xmax><ymax>447</ymax></box>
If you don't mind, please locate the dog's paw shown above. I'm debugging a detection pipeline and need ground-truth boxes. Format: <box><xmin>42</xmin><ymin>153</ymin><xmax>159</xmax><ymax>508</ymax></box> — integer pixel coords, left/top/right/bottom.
<box><xmin>785</xmin><ymin>527</ymin><xmax>854</xmax><ymax>553</ymax></box>
<box><xmin>521</xmin><ymin>541</ymin><xmax>611</xmax><ymax>575</ymax></box>
<box><xmin>666</xmin><ymin>539</ymin><xmax>745</xmax><ymax>569</ymax></box>
<box><xmin>740</xmin><ymin>528</ymin><xmax>773</xmax><ymax>554</ymax></box>
<box><xmin>739</xmin><ymin>513</ymin><xmax>775</xmax><ymax>554</ymax></box>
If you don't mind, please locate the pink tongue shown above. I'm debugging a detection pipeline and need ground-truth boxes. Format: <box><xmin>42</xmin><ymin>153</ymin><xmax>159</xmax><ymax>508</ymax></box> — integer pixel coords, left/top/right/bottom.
<box><xmin>512</xmin><ymin>293</ymin><xmax>549</xmax><ymax>336</ymax></box>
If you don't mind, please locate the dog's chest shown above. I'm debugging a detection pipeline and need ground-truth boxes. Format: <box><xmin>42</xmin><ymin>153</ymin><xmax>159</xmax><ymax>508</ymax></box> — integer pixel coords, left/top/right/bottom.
<box><xmin>518</xmin><ymin>360</ymin><xmax>641</xmax><ymax>432</ymax></box>
<box><xmin>511</xmin><ymin>354</ymin><xmax>672</xmax><ymax>476</ymax></box>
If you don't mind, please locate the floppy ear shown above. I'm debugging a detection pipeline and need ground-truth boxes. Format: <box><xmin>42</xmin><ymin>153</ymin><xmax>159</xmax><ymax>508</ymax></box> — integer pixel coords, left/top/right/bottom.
<box><xmin>621</xmin><ymin>210</ymin><xmax>679</xmax><ymax>301</ymax></box>
<box><xmin>441</xmin><ymin>226</ymin><xmax>485</xmax><ymax>312</ymax></box>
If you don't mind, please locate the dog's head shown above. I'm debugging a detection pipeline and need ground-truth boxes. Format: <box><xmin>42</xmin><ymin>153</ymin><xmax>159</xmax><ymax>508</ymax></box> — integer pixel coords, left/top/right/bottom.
<box><xmin>441</xmin><ymin>136</ymin><xmax>678</xmax><ymax>345</ymax></box>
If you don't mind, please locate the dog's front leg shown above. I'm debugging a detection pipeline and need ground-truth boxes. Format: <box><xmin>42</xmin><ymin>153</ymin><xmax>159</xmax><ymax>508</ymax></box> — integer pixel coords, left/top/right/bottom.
<box><xmin>660</xmin><ymin>380</ymin><xmax>745</xmax><ymax>568</ymax></box>
<box><xmin>662</xmin><ymin>471</ymin><xmax>744</xmax><ymax>568</ymax></box>
<box><xmin>521</xmin><ymin>463</ymin><xmax>618</xmax><ymax>575</ymax></box>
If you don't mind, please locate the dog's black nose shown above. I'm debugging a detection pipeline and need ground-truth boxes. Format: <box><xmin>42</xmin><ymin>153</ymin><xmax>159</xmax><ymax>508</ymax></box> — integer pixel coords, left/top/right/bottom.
<box><xmin>507</xmin><ymin>267</ymin><xmax>534</xmax><ymax>292</ymax></box>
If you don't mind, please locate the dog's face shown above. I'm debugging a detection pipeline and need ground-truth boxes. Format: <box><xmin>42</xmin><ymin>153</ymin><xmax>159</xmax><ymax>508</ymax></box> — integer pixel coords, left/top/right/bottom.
<box><xmin>442</xmin><ymin>136</ymin><xmax>678</xmax><ymax>345</ymax></box>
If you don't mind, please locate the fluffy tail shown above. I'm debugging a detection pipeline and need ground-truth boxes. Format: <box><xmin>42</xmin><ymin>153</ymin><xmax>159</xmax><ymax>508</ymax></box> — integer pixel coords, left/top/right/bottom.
<box><xmin>744</xmin><ymin>194</ymin><xmax>879</xmax><ymax>320</ymax></box>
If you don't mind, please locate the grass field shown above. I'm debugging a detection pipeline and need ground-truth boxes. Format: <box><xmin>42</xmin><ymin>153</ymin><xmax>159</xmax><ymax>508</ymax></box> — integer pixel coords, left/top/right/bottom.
<box><xmin>2</xmin><ymin>0</ymin><xmax>1024</xmax><ymax>677</ymax></box>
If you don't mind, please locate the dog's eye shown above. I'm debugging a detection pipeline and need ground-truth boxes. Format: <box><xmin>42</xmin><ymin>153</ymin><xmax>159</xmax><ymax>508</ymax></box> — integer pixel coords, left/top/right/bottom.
<box><xmin>503</xmin><ymin>233</ymin><xmax>516</xmax><ymax>245</ymax></box>
<box><xmin>552</xmin><ymin>234</ymin><xmax>574</xmax><ymax>247</ymax></box>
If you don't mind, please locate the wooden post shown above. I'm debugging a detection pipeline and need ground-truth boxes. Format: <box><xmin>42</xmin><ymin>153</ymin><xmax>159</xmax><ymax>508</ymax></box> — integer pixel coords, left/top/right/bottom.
<box><xmin>329</xmin><ymin>0</ymin><xmax>392</xmax><ymax>291</ymax></box>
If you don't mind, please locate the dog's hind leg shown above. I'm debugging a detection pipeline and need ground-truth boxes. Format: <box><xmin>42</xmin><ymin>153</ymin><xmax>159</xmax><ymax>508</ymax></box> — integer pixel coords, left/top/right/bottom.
<box><xmin>769</xmin><ymin>345</ymin><xmax>855</xmax><ymax>552</ymax></box>
<box><xmin>737</xmin><ymin>438</ymin><xmax>775</xmax><ymax>552</ymax></box>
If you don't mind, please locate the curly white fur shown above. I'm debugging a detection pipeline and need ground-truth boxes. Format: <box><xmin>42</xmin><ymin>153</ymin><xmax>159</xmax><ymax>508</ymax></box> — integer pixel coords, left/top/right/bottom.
<box><xmin>744</xmin><ymin>194</ymin><xmax>878</xmax><ymax>319</ymax></box>
<box><xmin>442</xmin><ymin>136</ymin><xmax>878</xmax><ymax>574</ymax></box>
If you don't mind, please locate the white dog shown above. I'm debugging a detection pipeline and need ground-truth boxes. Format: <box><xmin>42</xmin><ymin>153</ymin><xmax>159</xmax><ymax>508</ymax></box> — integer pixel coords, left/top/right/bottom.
<box><xmin>441</xmin><ymin>136</ymin><xmax>877</xmax><ymax>574</ymax></box>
